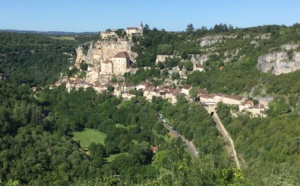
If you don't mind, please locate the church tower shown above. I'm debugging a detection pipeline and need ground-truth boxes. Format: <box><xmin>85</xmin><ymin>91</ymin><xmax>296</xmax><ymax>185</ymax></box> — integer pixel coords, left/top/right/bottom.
<box><xmin>140</xmin><ymin>22</ymin><xmax>144</xmax><ymax>36</ymax></box>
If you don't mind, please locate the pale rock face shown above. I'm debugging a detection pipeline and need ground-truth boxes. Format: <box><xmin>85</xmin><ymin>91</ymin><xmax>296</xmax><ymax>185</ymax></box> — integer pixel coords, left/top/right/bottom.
<box><xmin>257</xmin><ymin>51</ymin><xmax>300</xmax><ymax>75</ymax></box>
<box><xmin>75</xmin><ymin>40</ymin><xmax>137</xmax><ymax>66</ymax></box>
<box><xmin>199</xmin><ymin>35</ymin><xmax>237</xmax><ymax>47</ymax></box>
<box><xmin>251</xmin><ymin>33</ymin><xmax>271</xmax><ymax>47</ymax></box>
<box><xmin>75</xmin><ymin>46</ymin><xmax>86</xmax><ymax>63</ymax></box>
<box><xmin>155</xmin><ymin>55</ymin><xmax>175</xmax><ymax>64</ymax></box>
<box><xmin>281</xmin><ymin>44</ymin><xmax>299</xmax><ymax>51</ymax></box>
<box><xmin>254</xmin><ymin>33</ymin><xmax>271</xmax><ymax>40</ymax></box>
<box><xmin>191</xmin><ymin>54</ymin><xmax>209</xmax><ymax>65</ymax></box>
<box><xmin>74</xmin><ymin>39</ymin><xmax>138</xmax><ymax>83</ymax></box>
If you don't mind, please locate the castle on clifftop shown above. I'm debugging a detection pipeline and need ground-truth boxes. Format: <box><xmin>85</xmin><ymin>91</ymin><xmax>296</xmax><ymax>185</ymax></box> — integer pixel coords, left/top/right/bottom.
<box><xmin>100</xmin><ymin>22</ymin><xmax>143</xmax><ymax>39</ymax></box>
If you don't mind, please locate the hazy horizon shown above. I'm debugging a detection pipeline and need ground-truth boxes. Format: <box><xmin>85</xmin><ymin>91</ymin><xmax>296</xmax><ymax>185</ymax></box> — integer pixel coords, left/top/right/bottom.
<box><xmin>1</xmin><ymin>0</ymin><xmax>299</xmax><ymax>32</ymax></box>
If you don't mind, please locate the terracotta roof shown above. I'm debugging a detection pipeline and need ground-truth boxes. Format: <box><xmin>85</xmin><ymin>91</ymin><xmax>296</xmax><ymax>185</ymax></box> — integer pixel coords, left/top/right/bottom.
<box><xmin>182</xmin><ymin>85</ymin><xmax>191</xmax><ymax>90</ymax></box>
<box><xmin>253</xmin><ymin>104</ymin><xmax>265</xmax><ymax>109</ymax></box>
<box><xmin>151</xmin><ymin>146</ymin><xmax>158</xmax><ymax>153</ymax></box>
<box><xmin>55</xmin><ymin>80</ymin><xmax>61</xmax><ymax>86</ymax></box>
<box><xmin>114</xmin><ymin>52</ymin><xmax>130</xmax><ymax>58</ymax></box>
<box><xmin>124</xmin><ymin>82</ymin><xmax>134</xmax><ymax>87</ymax></box>
<box><xmin>217</xmin><ymin>93</ymin><xmax>244</xmax><ymax>101</ymax></box>
<box><xmin>104</xmin><ymin>58</ymin><xmax>111</xmax><ymax>63</ymax></box>
<box><xmin>241</xmin><ymin>100</ymin><xmax>253</xmax><ymax>106</ymax></box>
<box><xmin>201</xmin><ymin>93</ymin><xmax>215</xmax><ymax>99</ymax></box>
<box><xmin>198</xmin><ymin>89</ymin><xmax>207</xmax><ymax>94</ymax></box>
<box><xmin>127</xmin><ymin>27</ymin><xmax>139</xmax><ymax>30</ymax></box>
<box><xmin>93</xmin><ymin>82</ymin><xmax>101</xmax><ymax>87</ymax></box>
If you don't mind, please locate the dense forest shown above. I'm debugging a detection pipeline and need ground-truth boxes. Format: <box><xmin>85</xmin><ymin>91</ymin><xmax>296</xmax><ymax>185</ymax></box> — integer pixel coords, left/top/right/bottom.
<box><xmin>0</xmin><ymin>80</ymin><xmax>241</xmax><ymax>185</ymax></box>
<box><xmin>0</xmin><ymin>32</ymin><xmax>98</xmax><ymax>86</ymax></box>
<box><xmin>1</xmin><ymin>23</ymin><xmax>300</xmax><ymax>185</ymax></box>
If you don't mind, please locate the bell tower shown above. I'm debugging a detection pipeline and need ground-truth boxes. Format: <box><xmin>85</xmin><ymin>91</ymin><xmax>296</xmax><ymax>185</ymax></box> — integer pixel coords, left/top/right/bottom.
<box><xmin>140</xmin><ymin>22</ymin><xmax>144</xmax><ymax>36</ymax></box>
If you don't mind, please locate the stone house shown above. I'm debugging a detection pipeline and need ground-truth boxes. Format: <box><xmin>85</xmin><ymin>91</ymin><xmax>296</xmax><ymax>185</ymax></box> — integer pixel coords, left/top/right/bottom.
<box><xmin>200</xmin><ymin>93</ymin><xmax>216</xmax><ymax>106</ymax></box>
<box><xmin>113</xmin><ymin>87</ymin><xmax>122</xmax><ymax>97</ymax></box>
<box><xmin>136</xmin><ymin>81</ymin><xmax>153</xmax><ymax>90</ymax></box>
<box><xmin>92</xmin><ymin>82</ymin><xmax>102</xmax><ymax>93</ymax></box>
<box><xmin>181</xmin><ymin>85</ymin><xmax>191</xmax><ymax>96</ymax></box>
<box><xmin>195</xmin><ymin>65</ymin><xmax>205</xmax><ymax>72</ymax></box>
<box><xmin>239</xmin><ymin>100</ymin><xmax>254</xmax><ymax>111</ymax></box>
<box><xmin>144</xmin><ymin>88</ymin><xmax>160</xmax><ymax>101</ymax></box>
<box><xmin>215</xmin><ymin>93</ymin><xmax>245</xmax><ymax>106</ymax></box>
<box><xmin>86</xmin><ymin>66</ymin><xmax>100</xmax><ymax>82</ymax></box>
<box><xmin>165</xmin><ymin>89</ymin><xmax>181</xmax><ymax>104</ymax></box>
<box><xmin>121</xmin><ymin>82</ymin><xmax>135</xmax><ymax>92</ymax></box>
<box><xmin>101</xmin><ymin>59</ymin><xmax>113</xmax><ymax>74</ymax></box>
<box><xmin>100</xmin><ymin>31</ymin><xmax>117</xmax><ymax>39</ymax></box>
<box><xmin>66</xmin><ymin>80</ymin><xmax>75</xmax><ymax>92</ymax></box>
<box><xmin>248</xmin><ymin>104</ymin><xmax>266</xmax><ymax>117</ymax></box>
<box><xmin>122</xmin><ymin>91</ymin><xmax>136</xmax><ymax>100</ymax></box>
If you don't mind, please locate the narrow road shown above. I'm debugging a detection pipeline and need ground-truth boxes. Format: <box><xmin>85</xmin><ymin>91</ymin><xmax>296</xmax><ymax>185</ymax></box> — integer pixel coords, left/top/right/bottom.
<box><xmin>205</xmin><ymin>106</ymin><xmax>240</xmax><ymax>169</ymax></box>
<box><xmin>159</xmin><ymin>113</ymin><xmax>199</xmax><ymax>158</ymax></box>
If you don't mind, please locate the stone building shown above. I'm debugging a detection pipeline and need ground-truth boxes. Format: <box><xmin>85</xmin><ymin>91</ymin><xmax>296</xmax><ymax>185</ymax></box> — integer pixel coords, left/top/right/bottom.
<box><xmin>111</xmin><ymin>52</ymin><xmax>131</xmax><ymax>75</ymax></box>
<box><xmin>126</xmin><ymin>22</ymin><xmax>143</xmax><ymax>38</ymax></box>
<box><xmin>100</xmin><ymin>51</ymin><xmax>131</xmax><ymax>75</ymax></box>
<box><xmin>101</xmin><ymin>59</ymin><xmax>113</xmax><ymax>74</ymax></box>
<box><xmin>100</xmin><ymin>30</ymin><xmax>117</xmax><ymax>39</ymax></box>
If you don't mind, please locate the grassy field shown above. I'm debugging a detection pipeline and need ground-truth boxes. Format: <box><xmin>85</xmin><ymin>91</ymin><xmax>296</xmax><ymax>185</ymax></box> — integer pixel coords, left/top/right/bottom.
<box><xmin>106</xmin><ymin>152</ymin><xmax>128</xmax><ymax>162</ymax></box>
<box><xmin>72</xmin><ymin>128</ymin><xmax>106</xmax><ymax>147</ymax></box>
<box><xmin>50</xmin><ymin>36</ymin><xmax>75</xmax><ymax>41</ymax></box>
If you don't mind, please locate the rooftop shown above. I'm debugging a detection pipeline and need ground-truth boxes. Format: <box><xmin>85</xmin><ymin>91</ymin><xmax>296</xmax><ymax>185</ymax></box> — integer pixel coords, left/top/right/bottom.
<box><xmin>114</xmin><ymin>51</ymin><xmax>130</xmax><ymax>59</ymax></box>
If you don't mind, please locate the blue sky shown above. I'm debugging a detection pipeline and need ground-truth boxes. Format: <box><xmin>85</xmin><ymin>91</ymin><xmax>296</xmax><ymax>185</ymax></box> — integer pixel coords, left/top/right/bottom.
<box><xmin>0</xmin><ymin>0</ymin><xmax>299</xmax><ymax>32</ymax></box>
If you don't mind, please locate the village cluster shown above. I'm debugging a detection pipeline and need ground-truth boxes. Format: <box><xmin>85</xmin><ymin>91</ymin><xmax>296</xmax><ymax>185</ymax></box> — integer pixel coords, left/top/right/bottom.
<box><xmin>42</xmin><ymin>23</ymin><xmax>270</xmax><ymax>118</ymax></box>
<box><xmin>51</xmin><ymin>78</ymin><xmax>268</xmax><ymax>117</ymax></box>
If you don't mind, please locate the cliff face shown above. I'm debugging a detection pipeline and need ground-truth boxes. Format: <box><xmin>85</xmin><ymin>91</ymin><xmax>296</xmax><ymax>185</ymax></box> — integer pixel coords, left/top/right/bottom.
<box><xmin>75</xmin><ymin>39</ymin><xmax>137</xmax><ymax>66</ymax></box>
<box><xmin>257</xmin><ymin>44</ymin><xmax>300</xmax><ymax>75</ymax></box>
<box><xmin>198</xmin><ymin>35</ymin><xmax>237</xmax><ymax>47</ymax></box>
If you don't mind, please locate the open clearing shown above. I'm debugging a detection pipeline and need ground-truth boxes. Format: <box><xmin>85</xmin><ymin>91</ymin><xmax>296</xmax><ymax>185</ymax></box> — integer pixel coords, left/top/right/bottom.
<box><xmin>106</xmin><ymin>152</ymin><xmax>128</xmax><ymax>162</ymax></box>
<box><xmin>50</xmin><ymin>36</ymin><xmax>75</xmax><ymax>40</ymax></box>
<box><xmin>72</xmin><ymin>128</ymin><xmax>106</xmax><ymax>147</ymax></box>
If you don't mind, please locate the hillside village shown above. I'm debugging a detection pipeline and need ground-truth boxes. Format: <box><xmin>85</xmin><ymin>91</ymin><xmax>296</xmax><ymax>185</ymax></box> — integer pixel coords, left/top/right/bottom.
<box><xmin>44</xmin><ymin>23</ymin><xmax>280</xmax><ymax>118</ymax></box>
<box><xmin>2</xmin><ymin>21</ymin><xmax>300</xmax><ymax>185</ymax></box>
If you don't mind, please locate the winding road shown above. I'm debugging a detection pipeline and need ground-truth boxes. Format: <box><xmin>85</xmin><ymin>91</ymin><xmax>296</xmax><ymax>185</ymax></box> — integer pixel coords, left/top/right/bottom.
<box><xmin>159</xmin><ymin>113</ymin><xmax>199</xmax><ymax>158</ymax></box>
<box><xmin>205</xmin><ymin>106</ymin><xmax>241</xmax><ymax>169</ymax></box>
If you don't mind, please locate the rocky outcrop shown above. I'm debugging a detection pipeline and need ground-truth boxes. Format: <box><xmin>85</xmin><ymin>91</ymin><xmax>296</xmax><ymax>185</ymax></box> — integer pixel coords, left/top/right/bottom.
<box><xmin>281</xmin><ymin>44</ymin><xmax>299</xmax><ymax>51</ymax></box>
<box><xmin>191</xmin><ymin>54</ymin><xmax>209</xmax><ymax>65</ymax></box>
<box><xmin>75</xmin><ymin>39</ymin><xmax>137</xmax><ymax>66</ymax></box>
<box><xmin>198</xmin><ymin>35</ymin><xmax>237</xmax><ymax>47</ymax></box>
<box><xmin>155</xmin><ymin>55</ymin><xmax>180</xmax><ymax>64</ymax></box>
<box><xmin>250</xmin><ymin>33</ymin><xmax>271</xmax><ymax>47</ymax></box>
<box><xmin>257</xmin><ymin>50</ymin><xmax>300</xmax><ymax>75</ymax></box>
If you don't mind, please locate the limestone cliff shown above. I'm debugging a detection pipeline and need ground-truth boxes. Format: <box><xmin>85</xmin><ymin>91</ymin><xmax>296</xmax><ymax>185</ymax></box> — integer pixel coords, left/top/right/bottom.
<box><xmin>190</xmin><ymin>54</ymin><xmax>209</xmax><ymax>65</ymax></box>
<box><xmin>257</xmin><ymin>44</ymin><xmax>300</xmax><ymax>75</ymax></box>
<box><xmin>198</xmin><ymin>35</ymin><xmax>237</xmax><ymax>47</ymax></box>
<box><xmin>75</xmin><ymin>39</ymin><xmax>137</xmax><ymax>66</ymax></box>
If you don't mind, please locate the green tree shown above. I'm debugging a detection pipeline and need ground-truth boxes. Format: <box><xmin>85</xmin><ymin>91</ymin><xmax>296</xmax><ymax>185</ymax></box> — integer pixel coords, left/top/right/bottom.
<box><xmin>80</xmin><ymin>62</ymin><xmax>88</xmax><ymax>71</ymax></box>
<box><xmin>172</xmin><ymin>72</ymin><xmax>180</xmax><ymax>80</ymax></box>
<box><xmin>186</xmin><ymin>24</ymin><xmax>195</xmax><ymax>34</ymax></box>
<box><xmin>107</xmin><ymin>85</ymin><xmax>115</xmax><ymax>92</ymax></box>
<box><xmin>183</xmin><ymin>61</ymin><xmax>193</xmax><ymax>71</ymax></box>
<box><xmin>189</xmin><ymin>87</ymin><xmax>199</xmax><ymax>101</ymax></box>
